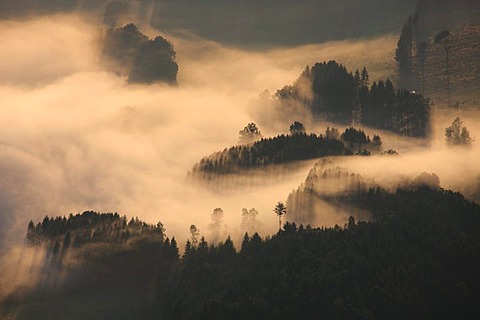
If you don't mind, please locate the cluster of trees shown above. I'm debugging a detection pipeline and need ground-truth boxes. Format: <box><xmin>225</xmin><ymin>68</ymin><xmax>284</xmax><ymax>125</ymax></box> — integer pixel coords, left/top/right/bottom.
<box><xmin>192</xmin><ymin>123</ymin><xmax>352</xmax><ymax>174</ymax></box>
<box><xmin>26</xmin><ymin>211</ymin><xmax>166</xmax><ymax>254</ymax></box>
<box><xmin>156</xmin><ymin>185</ymin><xmax>480</xmax><ymax>319</ymax></box>
<box><xmin>445</xmin><ymin>117</ymin><xmax>473</xmax><ymax>146</ymax></box>
<box><xmin>276</xmin><ymin>61</ymin><xmax>431</xmax><ymax>137</ymax></box>
<box><xmin>102</xmin><ymin>23</ymin><xmax>178</xmax><ymax>84</ymax></box>
<box><xmin>340</xmin><ymin>127</ymin><xmax>382</xmax><ymax>153</ymax></box>
<box><xmin>17</xmin><ymin>186</ymin><xmax>480</xmax><ymax>319</ymax></box>
<box><xmin>192</xmin><ymin>124</ymin><xmax>386</xmax><ymax>175</ymax></box>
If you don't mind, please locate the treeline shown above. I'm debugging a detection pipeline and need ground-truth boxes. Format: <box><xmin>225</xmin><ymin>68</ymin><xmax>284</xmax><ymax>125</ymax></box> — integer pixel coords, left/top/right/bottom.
<box><xmin>17</xmin><ymin>186</ymin><xmax>480</xmax><ymax>319</ymax></box>
<box><xmin>191</xmin><ymin>132</ymin><xmax>351</xmax><ymax>175</ymax></box>
<box><xmin>276</xmin><ymin>61</ymin><xmax>431</xmax><ymax>137</ymax></box>
<box><xmin>192</xmin><ymin>126</ymin><xmax>385</xmax><ymax>175</ymax></box>
<box><xmin>287</xmin><ymin>165</ymin><xmax>438</xmax><ymax>225</ymax></box>
<box><xmin>26</xmin><ymin>211</ymin><xmax>166</xmax><ymax>253</ymax></box>
<box><xmin>102</xmin><ymin>23</ymin><xmax>178</xmax><ymax>84</ymax></box>
<box><xmin>156</xmin><ymin>186</ymin><xmax>480</xmax><ymax>319</ymax></box>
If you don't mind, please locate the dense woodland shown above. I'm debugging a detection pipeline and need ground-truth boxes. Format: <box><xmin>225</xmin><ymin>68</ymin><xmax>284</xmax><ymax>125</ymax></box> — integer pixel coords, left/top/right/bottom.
<box><xmin>159</xmin><ymin>186</ymin><xmax>480</xmax><ymax>320</ymax></box>
<box><xmin>102</xmin><ymin>23</ymin><xmax>178</xmax><ymax>84</ymax></box>
<box><xmin>191</xmin><ymin>132</ymin><xmax>351</xmax><ymax>175</ymax></box>
<box><xmin>11</xmin><ymin>185</ymin><xmax>480</xmax><ymax>320</ymax></box>
<box><xmin>191</xmin><ymin>126</ymin><xmax>384</xmax><ymax>175</ymax></box>
<box><xmin>26</xmin><ymin>211</ymin><xmax>166</xmax><ymax>253</ymax></box>
<box><xmin>275</xmin><ymin>61</ymin><xmax>431</xmax><ymax>137</ymax></box>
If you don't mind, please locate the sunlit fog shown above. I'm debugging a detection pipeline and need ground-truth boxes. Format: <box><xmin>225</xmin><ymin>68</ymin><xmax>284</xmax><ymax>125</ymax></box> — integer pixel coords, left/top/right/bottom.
<box><xmin>1</xmin><ymin>1</ymin><xmax>479</xmax><ymax>317</ymax></box>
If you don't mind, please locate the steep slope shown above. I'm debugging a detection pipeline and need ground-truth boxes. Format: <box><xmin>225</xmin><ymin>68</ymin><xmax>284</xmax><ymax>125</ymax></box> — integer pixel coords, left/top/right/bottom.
<box><xmin>395</xmin><ymin>0</ymin><xmax>480</xmax><ymax>106</ymax></box>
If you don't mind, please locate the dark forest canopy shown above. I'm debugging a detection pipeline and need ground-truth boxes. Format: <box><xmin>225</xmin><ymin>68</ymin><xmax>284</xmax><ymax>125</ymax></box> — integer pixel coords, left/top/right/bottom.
<box><xmin>191</xmin><ymin>126</ymin><xmax>384</xmax><ymax>175</ymax></box>
<box><xmin>8</xmin><ymin>186</ymin><xmax>480</xmax><ymax>320</ymax></box>
<box><xmin>164</xmin><ymin>186</ymin><xmax>480</xmax><ymax>320</ymax></box>
<box><xmin>26</xmin><ymin>211</ymin><xmax>166</xmax><ymax>251</ymax></box>
<box><xmin>102</xmin><ymin>23</ymin><xmax>178</xmax><ymax>84</ymax></box>
<box><xmin>275</xmin><ymin>61</ymin><xmax>431</xmax><ymax>137</ymax></box>
<box><xmin>191</xmin><ymin>133</ymin><xmax>351</xmax><ymax>174</ymax></box>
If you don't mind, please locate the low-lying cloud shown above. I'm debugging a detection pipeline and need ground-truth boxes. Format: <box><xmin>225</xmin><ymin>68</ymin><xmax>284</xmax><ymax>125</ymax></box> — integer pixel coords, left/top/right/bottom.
<box><xmin>1</xmin><ymin>13</ymin><xmax>480</xmax><ymax>301</ymax></box>
<box><xmin>0</xmin><ymin>14</ymin><xmax>404</xmax><ymax>248</ymax></box>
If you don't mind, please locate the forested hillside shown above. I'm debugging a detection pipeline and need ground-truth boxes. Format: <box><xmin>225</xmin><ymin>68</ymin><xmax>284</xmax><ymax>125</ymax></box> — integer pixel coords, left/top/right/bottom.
<box><xmin>161</xmin><ymin>186</ymin><xmax>480</xmax><ymax>319</ymax></box>
<box><xmin>274</xmin><ymin>61</ymin><xmax>431</xmax><ymax>137</ymax></box>
<box><xmin>3</xmin><ymin>185</ymin><xmax>479</xmax><ymax>320</ymax></box>
<box><xmin>191</xmin><ymin>133</ymin><xmax>350</xmax><ymax>175</ymax></box>
<box><xmin>190</xmin><ymin>126</ymin><xmax>383</xmax><ymax>180</ymax></box>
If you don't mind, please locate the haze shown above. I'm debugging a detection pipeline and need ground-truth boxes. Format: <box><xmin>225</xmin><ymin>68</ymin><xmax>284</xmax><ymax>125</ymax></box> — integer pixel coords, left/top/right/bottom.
<box><xmin>0</xmin><ymin>1</ymin><xmax>478</xmax><ymax>306</ymax></box>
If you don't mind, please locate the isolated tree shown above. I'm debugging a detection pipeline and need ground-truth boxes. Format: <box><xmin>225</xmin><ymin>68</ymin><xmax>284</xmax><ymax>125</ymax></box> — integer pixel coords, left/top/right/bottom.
<box><xmin>290</xmin><ymin>121</ymin><xmax>306</xmax><ymax>135</ymax></box>
<box><xmin>445</xmin><ymin>117</ymin><xmax>472</xmax><ymax>145</ymax></box>
<box><xmin>241</xmin><ymin>208</ymin><xmax>260</xmax><ymax>234</ymax></box>
<box><xmin>189</xmin><ymin>224</ymin><xmax>200</xmax><ymax>246</ymax></box>
<box><xmin>434</xmin><ymin>30</ymin><xmax>451</xmax><ymax>102</ymax></box>
<box><xmin>274</xmin><ymin>202</ymin><xmax>287</xmax><ymax>231</ymax></box>
<box><xmin>239</xmin><ymin>123</ymin><xmax>263</xmax><ymax>144</ymax></box>
<box><xmin>372</xmin><ymin>135</ymin><xmax>383</xmax><ymax>149</ymax></box>
<box><xmin>209</xmin><ymin>208</ymin><xmax>225</xmax><ymax>242</ymax></box>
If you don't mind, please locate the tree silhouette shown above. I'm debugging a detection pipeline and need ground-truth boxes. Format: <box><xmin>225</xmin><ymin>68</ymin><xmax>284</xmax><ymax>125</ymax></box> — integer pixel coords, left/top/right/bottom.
<box><xmin>445</xmin><ymin>117</ymin><xmax>472</xmax><ymax>145</ymax></box>
<box><xmin>239</xmin><ymin>123</ymin><xmax>263</xmax><ymax>144</ymax></box>
<box><xmin>209</xmin><ymin>208</ymin><xmax>225</xmax><ymax>242</ymax></box>
<box><xmin>289</xmin><ymin>121</ymin><xmax>306</xmax><ymax>135</ymax></box>
<box><xmin>273</xmin><ymin>202</ymin><xmax>287</xmax><ymax>231</ymax></box>
<box><xmin>190</xmin><ymin>224</ymin><xmax>200</xmax><ymax>247</ymax></box>
<box><xmin>103</xmin><ymin>23</ymin><xmax>178</xmax><ymax>84</ymax></box>
<box><xmin>241</xmin><ymin>208</ymin><xmax>260</xmax><ymax>235</ymax></box>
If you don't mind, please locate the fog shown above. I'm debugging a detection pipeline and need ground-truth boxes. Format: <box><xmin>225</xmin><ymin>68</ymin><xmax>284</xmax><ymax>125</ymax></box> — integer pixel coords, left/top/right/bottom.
<box><xmin>0</xmin><ymin>14</ymin><xmax>402</xmax><ymax>248</ymax></box>
<box><xmin>339</xmin><ymin>107</ymin><xmax>480</xmax><ymax>199</ymax></box>
<box><xmin>0</xmin><ymin>13</ymin><xmax>479</xmax><ymax>301</ymax></box>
